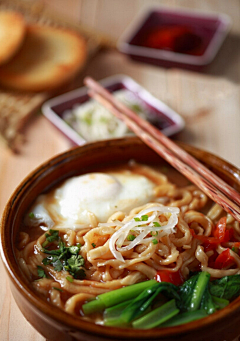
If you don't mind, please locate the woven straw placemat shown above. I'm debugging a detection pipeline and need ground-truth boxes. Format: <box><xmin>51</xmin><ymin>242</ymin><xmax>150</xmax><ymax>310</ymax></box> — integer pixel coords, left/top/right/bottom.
<box><xmin>0</xmin><ymin>0</ymin><xmax>115</xmax><ymax>152</ymax></box>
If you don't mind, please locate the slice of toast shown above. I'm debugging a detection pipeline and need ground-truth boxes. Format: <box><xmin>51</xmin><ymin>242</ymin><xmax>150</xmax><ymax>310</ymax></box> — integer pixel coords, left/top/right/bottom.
<box><xmin>0</xmin><ymin>11</ymin><xmax>26</xmax><ymax>65</ymax></box>
<box><xmin>0</xmin><ymin>24</ymin><xmax>87</xmax><ymax>92</ymax></box>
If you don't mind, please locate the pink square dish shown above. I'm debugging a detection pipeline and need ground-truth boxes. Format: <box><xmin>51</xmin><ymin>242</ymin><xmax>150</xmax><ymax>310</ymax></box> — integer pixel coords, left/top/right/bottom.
<box><xmin>42</xmin><ymin>75</ymin><xmax>185</xmax><ymax>145</ymax></box>
<box><xmin>117</xmin><ymin>7</ymin><xmax>231</xmax><ymax>70</ymax></box>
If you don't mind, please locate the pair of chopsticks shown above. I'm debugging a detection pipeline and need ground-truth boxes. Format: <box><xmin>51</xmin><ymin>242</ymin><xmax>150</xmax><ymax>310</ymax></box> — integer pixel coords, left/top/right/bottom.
<box><xmin>84</xmin><ymin>77</ymin><xmax>240</xmax><ymax>223</ymax></box>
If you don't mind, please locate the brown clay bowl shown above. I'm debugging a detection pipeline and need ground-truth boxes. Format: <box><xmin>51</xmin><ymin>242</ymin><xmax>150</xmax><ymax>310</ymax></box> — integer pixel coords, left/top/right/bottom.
<box><xmin>1</xmin><ymin>137</ymin><xmax>240</xmax><ymax>341</ymax></box>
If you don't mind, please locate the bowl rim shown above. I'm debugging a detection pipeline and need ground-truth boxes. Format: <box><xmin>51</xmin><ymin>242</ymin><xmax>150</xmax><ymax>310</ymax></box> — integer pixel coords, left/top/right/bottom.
<box><xmin>1</xmin><ymin>137</ymin><xmax>240</xmax><ymax>339</ymax></box>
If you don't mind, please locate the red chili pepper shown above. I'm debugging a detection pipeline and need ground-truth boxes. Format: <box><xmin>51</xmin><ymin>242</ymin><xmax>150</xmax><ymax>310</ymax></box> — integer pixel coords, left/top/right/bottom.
<box><xmin>214</xmin><ymin>249</ymin><xmax>235</xmax><ymax>269</ymax></box>
<box><xmin>213</xmin><ymin>217</ymin><xmax>228</xmax><ymax>242</ymax></box>
<box><xmin>233</xmin><ymin>242</ymin><xmax>240</xmax><ymax>248</ymax></box>
<box><xmin>190</xmin><ymin>228</ymin><xmax>195</xmax><ymax>236</ymax></box>
<box><xmin>193</xmin><ymin>233</ymin><xmax>220</xmax><ymax>253</ymax></box>
<box><xmin>208</xmin><ymin>250</ymin><xmax>219</xmax><ymax>268</ymax></box>
<box><xmin>155</xmin><ymin>269</ymin><xmax>184</xmax><ymax>286</ymax></box>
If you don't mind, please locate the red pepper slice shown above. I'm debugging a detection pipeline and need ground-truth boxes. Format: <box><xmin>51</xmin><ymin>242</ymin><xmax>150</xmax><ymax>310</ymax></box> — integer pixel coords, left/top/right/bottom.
<box><xmin>213</xmin><ymin>217</ymin><xmax>228</xmax><ymax>242</ymax></box>
<box><xmin>155</xmin><ymin>269</ymin><xmax>184</xmax><ymax>286</ymax></box>
<box><xmin>214</xmin><ymin>249</ymin><xmax>235</xmax><ymax>269</ymax></box>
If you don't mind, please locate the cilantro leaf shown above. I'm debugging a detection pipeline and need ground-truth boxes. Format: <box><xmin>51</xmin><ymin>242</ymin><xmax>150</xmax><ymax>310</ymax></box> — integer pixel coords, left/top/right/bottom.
<box><xmin>42</xmin><ymin>229</ymin><xmax>60</xmax><ymax>247</ymax></box>
<box><xmin>69</xmin><ymin>245</ymin><xmax>80</xmax><ymax>255</ymax></box>
<box><xmin>53</xmin><ymin>259</ymin><xmax>64</xmax><ymax>272</ymax></box>
<box><xmin>40</xmin><ymin>231</ymin><xmax>86</xmax><ymax>280</ymax></box>
<box><xmin>37</xmin><ymin>266</ymin><xmax>46</xmax><ymax>278</ymax></box>
<box><xmin>74</xmin><ymin>268</ymin><xmax>86</xmax><ymax>279</ymax></box>
<box><xmin>67</xmin><ymin>255</ymin><xmax>85</xmax><ymax>272</ymax></box>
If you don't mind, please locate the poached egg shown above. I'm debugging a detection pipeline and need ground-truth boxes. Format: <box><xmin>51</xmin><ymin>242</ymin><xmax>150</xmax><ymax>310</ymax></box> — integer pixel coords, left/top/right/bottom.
<box><xmin>25</xmin><ymin>171</ymin><xmax>156</xmax><ymax>230</ymax></box>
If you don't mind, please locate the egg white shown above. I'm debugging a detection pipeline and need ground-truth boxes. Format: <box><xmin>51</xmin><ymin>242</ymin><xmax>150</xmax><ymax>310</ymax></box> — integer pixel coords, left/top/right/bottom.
<box><xmin>25</xmin><ymin>171</ymin><xmax>156</xmax><ymax>230</ymax></box>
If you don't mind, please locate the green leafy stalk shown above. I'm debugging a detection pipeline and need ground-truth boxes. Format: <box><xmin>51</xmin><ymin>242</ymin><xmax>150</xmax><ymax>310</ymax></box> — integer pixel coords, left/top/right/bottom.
<box><xmin>200</xmin><ymin>286</ymin><xmax>216</xmax><ymax>315</ymax></box>
<box><xmin>178</xmin><ymin>272</ymin><xmax>210</xmax><ymax>312</ymax></box>
<box><xmin>104</xmin><ymin>300</ymin><xmax>133</xmax><ymax>326</ymax></box>
<box><xmin>82</xmin><ymin>280</ymin><xmax>157</xmax><ymax>315</ymax></box>
<box><xmin>132</xmin><ymin>299</ymin><xmax>179</xmax><ymax>329</ymax></box>
<box><xmin>161</xmin><ymin>310</ymin><xmax>207</xmax><ymax>327</ymax></box>
<box><xmin>120</xmin><ymin>282</ymin><xmax>179</xmax><ymax>323</ymax></box>
<box><xmin>211</xmin><ymin>296</ymin><xmax>229</xmax><ymax>309</ymax></box>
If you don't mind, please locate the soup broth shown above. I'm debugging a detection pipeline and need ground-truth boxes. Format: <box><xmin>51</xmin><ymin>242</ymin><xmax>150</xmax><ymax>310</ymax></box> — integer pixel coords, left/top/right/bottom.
<box><xmin>15</xmin><ymin>163</ymin><xmax>240</xmax><ymax>328</ymax></box>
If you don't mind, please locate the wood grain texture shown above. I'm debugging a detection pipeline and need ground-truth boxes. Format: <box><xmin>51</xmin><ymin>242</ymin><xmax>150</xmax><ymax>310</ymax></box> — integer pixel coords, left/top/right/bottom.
<box><xmin>0</xmin><ymin>0</ymin><xmax>240</xmax><ymax>340</ymax></box>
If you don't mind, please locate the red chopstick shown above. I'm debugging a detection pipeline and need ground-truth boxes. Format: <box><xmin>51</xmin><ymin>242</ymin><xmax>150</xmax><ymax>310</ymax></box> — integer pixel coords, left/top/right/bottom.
<box><xmin>84</xmin><ymin>76</ymin><xmax>240</xmax><ymax>222</ymax></box>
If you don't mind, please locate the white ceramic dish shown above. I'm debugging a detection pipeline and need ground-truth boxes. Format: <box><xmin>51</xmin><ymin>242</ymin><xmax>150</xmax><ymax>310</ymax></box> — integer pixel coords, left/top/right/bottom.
<box><xmin>42</xmin><ymin>75</ymin><xmax>185</xmax><ymax>145</ymax></box>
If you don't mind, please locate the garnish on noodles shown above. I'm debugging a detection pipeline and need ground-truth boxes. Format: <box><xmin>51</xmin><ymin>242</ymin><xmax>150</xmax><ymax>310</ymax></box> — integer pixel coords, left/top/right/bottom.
<box><xmin>108</xmin><ymin>204</ymin><xmax>180</xmax><ymax>262</ymax></box>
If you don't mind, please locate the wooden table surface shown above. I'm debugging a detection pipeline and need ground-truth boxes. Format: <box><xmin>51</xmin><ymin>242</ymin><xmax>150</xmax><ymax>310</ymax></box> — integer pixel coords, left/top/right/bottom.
<box><xmin>0</xmin><ymin>0</ymin><xmax>240</xmax><ymax>340</ymax></box>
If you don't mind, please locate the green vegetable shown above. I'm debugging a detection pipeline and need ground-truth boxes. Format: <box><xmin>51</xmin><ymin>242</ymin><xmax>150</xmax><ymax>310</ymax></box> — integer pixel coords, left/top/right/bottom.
<box><xmin>209</xmin><ymin>275</ymin><xmax>240</xmax><ymax>300</ymax></box>
<box><xmin>153</xmin><ymin>222</ymin><xmax>161</xmax><ymax>227</ymax></box>
<box><xmin>132</xmin><ymin>299</ymin><xmax>179</xmax><ymax>329</ymax></box>
<box><xmin>29</xmin><ymin>212</ymin><xmax>35</xmax><ymax>219</ymax></box>
<box><xmin>82</xmin><ymin>280</ymin><xmax>157</xmax><ymax>315</ymax></box>
<box><xmin>53</xmin><ymin>287</ymin><xmax>63</xmax><ymax>292</ymax></box>
<box><xmin>161</xmin><ymin>310</ymin><xmax>207</xmax><ymax>327</ymax></box>
<box><xmin>37</xmin><ymin>266</ymin><xmax>46</xmax><ymax>278</ymax></box>
<box><xmin>152</xmin><ymin>239</ymin><xmax>158</xmax><ymax>245</ymax></box>
<box><xmin>42</xmin><ymin>229</ymin><xmax>59</xmax><ymax>247</ymax></box>
<box><xmin>178</xmin><ymin>271</ymin><xmax>210</xmax><ymax>312</ymax></box>
<box><xmin>82</xmin><ymin>273</ymin><xmax>238</xmax><ymax>329</ymax></box>
<box><xmin>82</xmin><ymin>110</ymin><xmax>93</xmax><ymax>125</ymax></box>
<box><xmin>141</xmin><ymin>215</ymin><xmax>148</xmax><ymax>221</ymax></box>
<box><xmin>127</xmin><ymin>234</ymin><xmax>136</xmax><ymax>241</ymax></box>
<box><xmin>104</xmin><ymin>300</ymin><xmax>133</xmax><ymax>326</ymax></box>
<box><xmin>41</xmin><ymin>230</ymin><xmax>85</xmax><ymax>279</ymax></box>
<box><xmin>53</xmin><ymin>259</ymin><xmax>64</xmax><ymax>272</ymax></box>
<box><xmin>129</xmin><ymin>103</ymin><xmax>142</xmax><ymax>113</ymax></box>
<box><xmin>211</xmin><ymin>296</ymin><xmax>229</xmax><ymax>309</ymax></box>
<box><xmin>120</xmin><ymin>282</ymin><xmax>179</xmax><ymax>323</ymax></box>
<box><xmin>66</xmin><ymin>276</ymin><xmax>74</xmax><ymax>283</ymax></box>
<box><xmin>91</xmin><ymin>243</ymin><xmax>96</xmax><ymax>248</ymax></box>
<box><xmin>200</xmin><ymin>286</ymin><xmax>216</xmax><ymax>314</ymax></box>
<box><xmin>134</xmin><ymin>217</ymin><xmax>140</xmax><ymax>222</ymax></box>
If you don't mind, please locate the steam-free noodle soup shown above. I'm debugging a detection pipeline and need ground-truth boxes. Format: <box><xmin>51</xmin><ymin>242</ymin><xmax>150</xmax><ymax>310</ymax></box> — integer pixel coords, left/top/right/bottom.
<box><xmin>16</xmin><ymin>163</ymin><xmax>240</xmax><ymax>328</ymax></box>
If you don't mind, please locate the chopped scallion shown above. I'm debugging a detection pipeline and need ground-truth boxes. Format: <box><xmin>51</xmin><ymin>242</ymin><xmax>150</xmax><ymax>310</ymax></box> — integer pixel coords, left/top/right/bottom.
<box><xmin>66</xmin><ymin>276</ymin><xmax>74</xmax><ymax>283</ymax></box>
<box><xmin>134</xmin><ymin>217</ymin><xmax>140</xmax><ymax>222</ymax></box>
<box><xmin>127</xmin><ymin>234</ymin><xmax>136</xmax><ymax>241</ymax></box>
<box><xmin>153</xmin><ymin>222</ymin><xmax>161</xmax><ymax>227</ymax></box>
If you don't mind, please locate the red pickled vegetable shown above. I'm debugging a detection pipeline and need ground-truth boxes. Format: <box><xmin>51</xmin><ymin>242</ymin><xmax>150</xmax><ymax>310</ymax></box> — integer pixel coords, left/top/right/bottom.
<box><xmin>214</xmin><ymin>249</ymin><xmax>235</xmax><ymax>269</ymax></box>
<box><xmin>155</xmin><ymin>270</ymin><xmax>184</xmax><ymax>286</ymax></box>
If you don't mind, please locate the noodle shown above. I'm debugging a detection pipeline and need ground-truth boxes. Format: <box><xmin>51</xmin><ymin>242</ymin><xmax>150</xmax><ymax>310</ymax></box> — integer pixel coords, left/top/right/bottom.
<box><xmin>16</xmin><ymin>163</ymin><xmax>240</xmax><ymax>324</ymax></box>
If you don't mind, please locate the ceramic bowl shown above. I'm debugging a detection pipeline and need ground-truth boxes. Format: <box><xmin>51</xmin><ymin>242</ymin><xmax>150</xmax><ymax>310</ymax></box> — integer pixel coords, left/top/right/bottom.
<box><xmin>1</xmin><ymin>137</ymin><xmax>240</xmax><ymax>341</ymax></box>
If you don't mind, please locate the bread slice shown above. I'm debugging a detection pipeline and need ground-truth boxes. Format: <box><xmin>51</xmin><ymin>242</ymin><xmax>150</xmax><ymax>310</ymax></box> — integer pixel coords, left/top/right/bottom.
<box><xmin>0</xmin><ymin>11</ymin><xmax>26</xmax><ymax>65</ymax></box>
<box><xmin>0</xmin><ymin>24</ymin><xmax>87</xmax><ymax>92</ymax></box>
